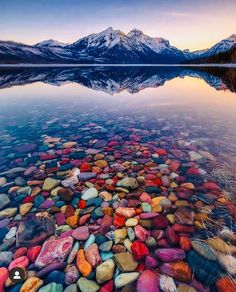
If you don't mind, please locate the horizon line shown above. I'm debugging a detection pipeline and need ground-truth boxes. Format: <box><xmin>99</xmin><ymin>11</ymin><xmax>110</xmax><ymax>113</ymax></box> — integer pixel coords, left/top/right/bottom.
<box><xmin>0</xmin><ymin>63</ymin><xmax>235</xmax><ymax>68</ymax></box>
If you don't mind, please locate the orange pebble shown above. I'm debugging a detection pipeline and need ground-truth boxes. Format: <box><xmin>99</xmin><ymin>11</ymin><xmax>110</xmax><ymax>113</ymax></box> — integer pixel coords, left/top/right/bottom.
<box><xmin>216</xmin><ymin>277</ymin><xmax>236</xmax><ymax>292</ymax></box>
<box><xmin>179</xmin><ymin>236</ymin><xmax>192</xmax><ymax>251</ymax></box>
<box><xmin>66</xmin><ymin>215</ymin><xmax>79</xmax><ymax>228</ymax></box>
<box><xmin>76</xmin><ymin>249</ymin><xmax>92</xmax><ymax>277</ymax></box>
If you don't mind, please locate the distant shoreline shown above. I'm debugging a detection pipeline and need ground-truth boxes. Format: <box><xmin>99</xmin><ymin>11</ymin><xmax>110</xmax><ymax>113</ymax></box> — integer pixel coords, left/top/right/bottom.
<box><xmin>0</xmin><ymin>63</ymin><xmax>235</xmax><ymax>68</ymax></box>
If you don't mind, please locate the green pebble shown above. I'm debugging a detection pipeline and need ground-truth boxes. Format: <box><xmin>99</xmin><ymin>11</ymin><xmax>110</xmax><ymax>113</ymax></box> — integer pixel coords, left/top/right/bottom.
<box><xmin>77</xmin><ymin>277</ymin><xmax>100</xmax><ymax>292</ymax></box>
<box><xmin>141</xmin><ymin>202</ymin><xmax>151</xmax><ymax>212</ymax></box>
<box><xmin>38</xmin><ymin>283</ymin><xmax>63</xmax><ymax>292</ymax></box>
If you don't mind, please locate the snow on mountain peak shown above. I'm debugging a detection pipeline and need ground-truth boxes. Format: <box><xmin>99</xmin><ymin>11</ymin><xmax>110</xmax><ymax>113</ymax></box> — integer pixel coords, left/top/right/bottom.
<box><xmin>35</xmin><ymin>39</ymin><xmax>67</xmax><ymax>48</ymax></box>
<box><xmin>228</xmin><ymin>34</ymin><xmax>236</xmax><ymax>42</ymax></box>
<box><xmin>127</xmin><ymin>28</ymin><xmax>144</xmax><ymax>37</ymax></box>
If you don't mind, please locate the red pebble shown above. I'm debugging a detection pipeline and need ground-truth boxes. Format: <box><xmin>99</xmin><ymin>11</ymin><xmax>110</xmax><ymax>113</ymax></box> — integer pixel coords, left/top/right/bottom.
<box><xmin>113</xmin><ymin>215</ymin><xmax>126</xmax><ymax>228</ymax></box>
<box><xmin>0</xmin><ymin>267</ymin><xmax>8</xmax><ymax>292</ymax></box>
<box><xmin>173</xmin><ymin>224</ymin><xmax>195</xmax><ymax>233</ymax></box>
<box><xmin>27</xmin><ymin>246</ymin><xmax>41</xmax><ymax>262</ymax></box>
<box><xmin>152</xmin><ymin>214</ymin><xmax>169</xmax><ymax>229</ymax></box>
<box><xmin>203</xmin><ymin>182</ymin><xmax>220</xmax><ymax>191</ymax></box>
<box><xmin>187</xmin><ymin>168</ymin><xmax>200</xmax><ymax>175</ymax></box>
<box><xmin>23</xmin><ymin>196</ymin><xmax>34</xmax><ymax>203</ymax></box>
<box><xmin>165</xmin><ymin>226</ymin><xmax>180</xmax><ymax>245</ymax></box>
<box><xmin>180</xmin><ymin>236</ymin><xmax>192</xmax><ymax>251</ymax></box>
<box><xmin>14</xmin><ymin>247</ymin><xmax>28</xmax><ymax>259</ymax></box>
<box><xmin>156</xmin><ymin>148</ymin><xmax>167</xmax><ymax>156</ymax></box>
<box><xmin>78</xmin><ymin>200</ymin><xmax>86</xmax><ymax>209</ymax></box>
<box><xmin>157</xmin><ymin>239</ymin><xmax>169</xmax><ymax>248</ymax></box>
<box><xmin>80</xmin><ymin>162</ymin><xmax>91</xmax><ymax>172</ymax></box>
<box><xmin>136</xmin><ymin>262</ymin><xmax>146</xmax><ymax>272</ymax></box>
<box><xmin>100</xmin><ymin>280</ymin><xmax>114</xmax><ymax>292</ymax></box>
<box><xmin>40</xmin><ymin>154</ymin><xmax>57</xmax><ymax>160</ymax></box>
<box><xmin>65</xmin><ymin>205</ymin><xmax>75</xmax><ymax>218</ymax></box>
<box><xmin>108</xmin><ymin>141</ymin><xmax>119</xmax><ymax>147</ymax></box>
<box><xmin>145</xmin><ymin>177</ymin><xmax>162</xmax><ymax>187</ymax></box>
<box><xmin>131</xmin><ymin>240</ymin><xmax>149</xmax><ymax>261</ymax></box>
<box><xmin>63</xmin><ymin>149</ymin><xmax>71</xmax><ymax>155</ymax></box>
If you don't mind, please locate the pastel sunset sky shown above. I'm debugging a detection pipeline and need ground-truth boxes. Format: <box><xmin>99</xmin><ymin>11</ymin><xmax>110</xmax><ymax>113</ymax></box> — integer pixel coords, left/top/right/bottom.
<box><xmin>0</xmin><ymin>0</ymin><xmax>235</xmax><ymax>51</ymax></box>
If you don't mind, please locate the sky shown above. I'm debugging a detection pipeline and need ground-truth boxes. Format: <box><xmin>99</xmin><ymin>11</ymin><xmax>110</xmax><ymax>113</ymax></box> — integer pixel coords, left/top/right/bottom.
<box><xmin>0</xmin><ymin>0</ymin><xmax>235</xmax><ymax>51</ymax></box>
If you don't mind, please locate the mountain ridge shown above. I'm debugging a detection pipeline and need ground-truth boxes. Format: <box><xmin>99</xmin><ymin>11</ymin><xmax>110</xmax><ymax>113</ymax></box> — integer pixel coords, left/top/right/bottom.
<box><xmin>0</xmin><ymin>28</ymin><xmax>235</xmax><ymax>64</ymax></box>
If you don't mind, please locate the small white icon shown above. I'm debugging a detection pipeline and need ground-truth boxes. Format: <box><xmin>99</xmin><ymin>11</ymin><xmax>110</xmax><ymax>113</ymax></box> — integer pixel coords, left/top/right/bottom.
<box><xmin>13</xmin><ymin>271</ymin><xmax>21</xmax><ymax>280</ymax></box>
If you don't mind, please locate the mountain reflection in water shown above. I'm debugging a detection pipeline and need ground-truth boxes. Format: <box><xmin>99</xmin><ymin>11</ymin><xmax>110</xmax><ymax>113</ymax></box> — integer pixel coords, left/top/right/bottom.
<box><xmin>0</xmin><ymin>66</ymin><xmax>235</xmax><ymax>94</ymax></box>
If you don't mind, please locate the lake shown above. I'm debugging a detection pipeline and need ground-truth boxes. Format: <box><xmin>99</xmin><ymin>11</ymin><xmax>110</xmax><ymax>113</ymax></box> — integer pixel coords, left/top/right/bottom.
<box><xmin>0</xmin><ymin>66</ymin><xmax>236</xmax><ymax>291</ymax></box>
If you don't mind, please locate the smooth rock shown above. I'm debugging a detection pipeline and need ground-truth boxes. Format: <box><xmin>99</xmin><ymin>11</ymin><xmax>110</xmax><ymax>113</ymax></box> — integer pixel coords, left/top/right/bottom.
<box><xmin>0</xmin><ymin>208</ymin><xmax>17</xmax><ymax>220</ymax></box>
<box><xmin>65</xmin><ymin>265</ymin><xmax>79</xmax><ymax>285</ymax></box>
<box><xmin>20</xmin><ymin>277</ymin><xmax>43</xmax><ymax>292</ymax></box>
<box><xmin>76</xmin><ymin>249</ymin><xmax>92</xmax><ymax>277</ymax></box>
<box><xmin>16</xmin><ymin>214</ymin><xmax>55</xmax><ymax>247</ymax></box>
<box><xmin>0</xmin><ymin>194</ymin><xmax>11</xmax><ymax>211</ymax></box>
<box><xmin>191</xmin><ymin>240</ymin><xmax>217</xmax><ymax>261</ymax></box>
<box><xmin>114</xmin><ymin>272</ymin><xmax>139</xmax><ymax>288</ymax></box>
<box><xmin>117</xmin><ymin>177</ymin><xmax>138</xmax><ymax>190</ymax></box>
<box><xmin>155</xmin><ymin>248</ymin><xmax>185</xmax><ymax>262</ymax></box>
<box><xmin>159</xmin><ymin>275</ymin><xmax>177</xmax><ymax>292</ymax></box>
<box><xmin>42</xmin><ymin>178</ymin><xmax>60</xmax><ymax>191</ymax></box>
<box><xmin>114</xmin><ymin>252</ymin><xmax>138</xmax><ymax>272</ymax></box>
<box><xmin>0</xmin><ymin>267</ymin><xmax>8</xmax><ymax>292</ymax></box>
<box><xmin>160</xmin><ymin>261</ymin><xmax>192</xmax><ymax>282</ymax></box>
<box><xmin>137</xmin><ymin>270</ymin><xmax>159</xmax><ymax>292</ymax></box>
<box><xmin>72</xmin><ymin>226</ymin><xmax>89</xmax><ymax>241</ymax></box>
<box><xmin>96</xmin><ymin>259</ymin><xmax>115</xmax><ymax>284</ymax></box>
<box><xmin>77</xmin><ymin>277</ymin><xmax>100</xmax><ymax>292</ymax></box>
<box><xmin>35</xmin><ymin>236</ymin><xmax>73</xmax><ymax>268</ymax></box>
<box><xmin>81</xmin><ymin>188</ymin><xmax>98</xmax><ymax>200</ymax></box>
<box><xmin>38</xmin><ymin>283</ymin><xmax>63</xmax><ymax>292</ymax></box>
<box><xmin>85</xmin><ymin>243</ymin><xmax>102</xmax><ymax>267</ymax></box>
<box><xmin>131</xmin><ymin>240</ymin><xmax>149</xmax><ymax>261</ymax></box>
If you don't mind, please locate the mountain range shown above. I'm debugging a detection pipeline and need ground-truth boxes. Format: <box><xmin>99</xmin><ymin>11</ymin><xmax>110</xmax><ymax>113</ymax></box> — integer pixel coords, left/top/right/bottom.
<box><xmin>0</xmin><ymin>27</ymin><xmax>235</xmax><ymax>64</ymax></box>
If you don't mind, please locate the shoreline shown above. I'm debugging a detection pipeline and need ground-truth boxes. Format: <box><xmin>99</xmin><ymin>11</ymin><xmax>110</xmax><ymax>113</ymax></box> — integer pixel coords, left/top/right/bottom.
<box><xmin>0</xmin><ymin>63</ymin><xmax>236</xmax><ymax>68</ymax></box>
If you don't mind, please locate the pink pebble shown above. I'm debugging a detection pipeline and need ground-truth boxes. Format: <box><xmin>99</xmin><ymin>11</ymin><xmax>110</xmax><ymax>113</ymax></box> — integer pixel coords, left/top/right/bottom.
<box><xmin>8</xmin><ymin>256</ymin><xmax>29</xmax><ymax>271</ymax></box>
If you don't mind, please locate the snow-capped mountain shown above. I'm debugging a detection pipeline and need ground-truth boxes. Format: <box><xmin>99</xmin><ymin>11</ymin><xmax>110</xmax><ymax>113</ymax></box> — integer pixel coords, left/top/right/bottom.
<box><xmin>199</xmin><ymin>34</ymin><xmax>236</xmax><ymax>58</ymax></box>
<box><xmin>35</xmin><ymin>39</ymin><xmax>68</xmax><ymax>48</ymax></box>
<box><xmin>184</xmin><ymin>34</ymin><xmax>236</xmax><ymax>62</ymax></box>
<box><xmin>0</xmin><ymin>28</ymin><xmax>235</xmax><ymax>64</ymax></box>
<box><xmin>69</xmin><ymin>27</ymin><xmax>185</xmax><ymax>63</ymax></box>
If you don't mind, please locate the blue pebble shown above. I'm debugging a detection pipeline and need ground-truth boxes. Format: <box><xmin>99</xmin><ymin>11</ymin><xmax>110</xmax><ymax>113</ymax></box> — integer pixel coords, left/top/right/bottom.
<box><xmin>39</xmin><ymin>145</ymin><xmax>49</xmax><ymax>151</ymax></box>
<box><xmin>10</xmin><ymin>194</ymin><xmax>27</xmax><ymax>207</ymax></box>
<box><xmin>55</xmin><ymin>201</ymin><xmax>65</xmax><ymax>208</ymax></box>
<box><xmin>84</xmin><ymin>234</ymin><xmax>96</xmax><ymax>250</ymax></box>
<box><xmin>9</xmin><ymin>284</ymin><xmax>23</xmax><ymax>292</ymax></box>
<box><xmin>59</xmin><ymin>163</ymin><xmax>72</xmax><ymax>171</ymax></box>
<box><xmin>0</xmin><ymin>227</ymin><xmax>9</xmax><ymax>244</ymax></box>
<box><xmin>86</xmin><ymin>270</ymin><xmax>96</xmax><ymax>280</ymax></box>
<box><xmin>46</xmin><ymin>271</ymin><xmax>65</xmax><ymax>285</ymax></box>
<box><xmin>95</xmin><ymin>235</ymin><xmax>107</xmax><ymax>245</ymax></box>
<box><xmin>34</xmin><ymin>195</ymin><xmax>45</xmax><ymax>208</ymax></box>
<box><xmin>101</xmin><ymin>251</ymin><xmax>113</xmax><ymax>261</ymax></box>
<box><xmin>86</xmin><ymin>198</ymin><xmax>102</xmax><ymax>207</ymax></box>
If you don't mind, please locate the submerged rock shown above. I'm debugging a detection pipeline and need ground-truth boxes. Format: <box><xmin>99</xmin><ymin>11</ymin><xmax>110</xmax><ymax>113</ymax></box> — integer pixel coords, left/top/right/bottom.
<box><xmin>35</xmin><ymin>236</ymin><xmax>73</xmax><ymax>268</ymax></box>
<box><xmin>16</xmin><ymin>214</ymin><xmax>55</xmax><ymax>247</ymax></box>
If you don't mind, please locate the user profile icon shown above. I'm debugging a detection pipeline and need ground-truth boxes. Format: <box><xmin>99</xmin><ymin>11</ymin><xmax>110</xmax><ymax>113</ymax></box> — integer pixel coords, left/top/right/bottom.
<box><xmin>9</xmin><ymin>267</ymin><xmax>26</xmax><ymax>283</ymax></box>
